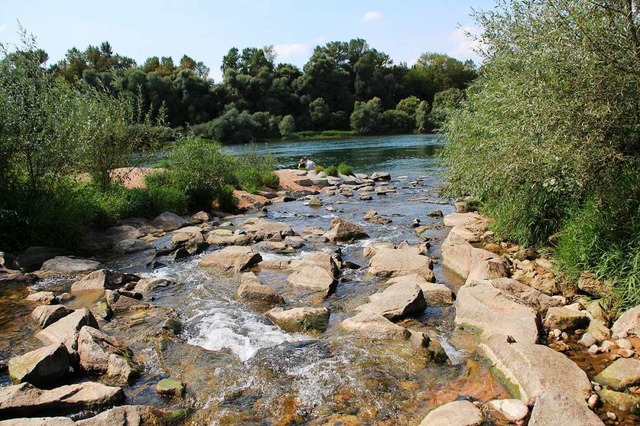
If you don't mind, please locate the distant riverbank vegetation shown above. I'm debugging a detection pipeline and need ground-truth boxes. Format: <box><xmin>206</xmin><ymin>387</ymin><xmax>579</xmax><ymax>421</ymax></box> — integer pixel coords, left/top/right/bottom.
<box><xmin>442</xmin><ymin>0</ymin><xmax>640</xmax><ymax>308</ymax></box>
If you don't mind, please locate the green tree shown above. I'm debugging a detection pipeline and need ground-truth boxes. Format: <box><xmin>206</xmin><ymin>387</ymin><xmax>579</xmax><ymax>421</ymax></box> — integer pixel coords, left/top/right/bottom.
<box><xmin>415</xmin><ymin>100</ymin><xmax>430</xmax><ymax>133</ymax></box>
<box><xmin>279</xmin><ymin>114</ymin><xmax>296</xmax><ymax>137</ymax></box>
<box><xmin>350</xmin><ymin>97</ymin><xmax>382</xmax><ymax>134</ymax></box>
<box><xmin>309</xmin><ymin>97</ymin><xmax>330</xmax><ymax>130</ymax></box>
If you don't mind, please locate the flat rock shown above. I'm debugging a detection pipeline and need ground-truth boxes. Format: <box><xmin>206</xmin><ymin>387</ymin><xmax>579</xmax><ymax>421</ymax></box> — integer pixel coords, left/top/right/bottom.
<box><xmin>26</xmin><ymin>292</ymin><xmax>56</xmax><ymax>305</ymax></box>
<box><xmin>466</xmin><ymin>258</ymin><xmax>509</xmax><ymax>283</ymax></box>
<box><xmin>490</xmin><ymin>278</ymin><xmax>563</xmax><ymax>313</ymax></box>
<box><xmin>70</xmin><ymin>269</ymin><xmax>138</xmax><ymax>294</ymax></box>
<box><xmin>36</xmin><ymin>308</ymin><xmax>99</xmax><ymax>352</ymax></box>
<box><xmin>339</xmin><ymin>311</ymin><xmax>409</xmax><ymax>340</ymax></box>
<box><xmin>368</xmin><ymin>247</ymin><xmax>435</xmax><ymax>282</ymax></box>
<box><xmin>443</xmin><ymin>213</ymin><xmax>488</xmax><ymax>234</ymax></box>
<box><xmin>386</xmin><ymin>274</ymin><xmax>453</xmax><ymax>305</ymax></box>
<box><xmin>442</xmin><ymin>239</ymin><xmax>502</xmax><ymax>281</ymax></box>
<box><xmin>0</xmin><ymin>382</ymin><xmax>124</xmax><ymax>419</ymax></box>
<box><xmin>595</xmin><ymin>358</ymin><xmax>640</xmax><ymax>391</ymax></box>
<box><xmin>528</xmin><ymin>388</ymin><xmax>604</xmax><ymax>426</ymax></box>
<box><xmin>486</xmin><ymin>399</ymin><xmax>528</xmax><ymax>422</ymax></box>
<box><xmin>105</xmin><ymin>290</ymin><xmax>151</xmax><ymax>315</ymax></box>
<box><xmin>152</xmin><ymin>211</ymin><xmax>187</xmax><ymax>232</ymax></box>
<box><xmin>15</xmin><ymin>247</ymin><xmax>69</xmax><ymax>273</ymax></box>
<box><xmin>612</xmin><ymin>305</ymin><xmax>640</xmax><ymax>338</ymax></box>
<box><xmin>543</xmin><ymin>307</ymin><xmax>589</xmax><ymax>331</ymax></box>
<box><xmin>39</xmin><ymin>256</ymin><xmax>103</xmax><ymax>276</ymax></box>
<box><xmin>0</xmin><ymin>417</ymin><xmax>75</xmax><ymax>425</ymax></box>
<box><xmin>243</xmin><ymin>219</ymin><xmax>296</xmax><ymax>241</ymax></box>
<box><xmin>455</xmin><ymin>281</ymin><xmax>539</xmax><ymax>344</ymax></box>
<box><xmin>76</xmin><ymin>405</ymin><xmax>167</xmax><ymax>425</ymax></box>
<box><xmin>199</xmin><ymin>246</ymin><xmax>262</xmax><ymax>274</ymax></box>
<box><xmin>133</xmin><ymin>277</ymin><xmax>171</xmax><ymax>294</ymax></box>
<box><xmin>358</xmin><ymin>281</ymin><xmax>426</xmax><ymax>320</ymax></box>
<box><xmin>31</xmin><ymin>305</ymin><xmax>74</xmax><ymax>329</ymax></box>
<box><xmin>8</xmin><ymin>344</ymin><xmax>70</xmax><ymax>387</ymax></box>
<box><xmin>287</xmin><ymin>264</ymin><xmax>336</xmax><ymax>296</ymax></box>
<box><xmin>323</xmin><ymin>217</ymin><xmax>369</xmax><ymax>243</ymax></box>
<box><xmin>418</xmin><ymin>400</ymin><xmax>483</xmax><ymax>426</ymax></box>
<box><xmin>266</xmin><ymin>307</ymin><xmax>330</xmax><ymax>332</ymax></box>
<box><xmin>363</xmin><ymin>242</ymin><xmax>396</xmax><ymax>259</ymax></box>
<box><xmin>112</xmin><ymin>239</ymin><xmax>153</xmax><ymax>254</ymax></box>
<box><xmin>479</xmin><ymin>334</ymin><xmax>592</xmax><ymax>405</ymax></box>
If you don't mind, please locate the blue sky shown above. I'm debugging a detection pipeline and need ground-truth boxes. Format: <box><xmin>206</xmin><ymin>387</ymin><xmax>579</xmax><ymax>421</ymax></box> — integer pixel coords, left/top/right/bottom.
<box><xmin>0</xmin><ymin>0</ymin><xmax>495</xmax><ymax>82</ymax></box>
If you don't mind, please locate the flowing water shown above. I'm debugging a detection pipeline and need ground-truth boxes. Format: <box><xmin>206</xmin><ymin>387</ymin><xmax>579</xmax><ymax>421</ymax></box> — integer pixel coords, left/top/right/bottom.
<box><xmin>0</xmin><ymin>134</ymin><xmax>512</xmax><ymax>424</ymax></box>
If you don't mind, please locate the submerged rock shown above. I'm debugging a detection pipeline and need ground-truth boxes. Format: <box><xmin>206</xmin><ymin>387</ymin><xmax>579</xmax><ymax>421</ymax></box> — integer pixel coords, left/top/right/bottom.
<box><xmin>418</xmin><ymin>400</ymin><xmax>483</xmax><ymax>426</ymax></box>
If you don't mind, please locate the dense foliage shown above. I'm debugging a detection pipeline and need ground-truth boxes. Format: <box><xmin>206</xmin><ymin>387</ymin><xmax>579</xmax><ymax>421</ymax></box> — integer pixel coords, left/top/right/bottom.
<box><xmin>442</xmin><ymin>0</ymin><xmax>640</xmax><ymax>307</ymax></box>
<box><xmin>48</xmin><ymin>38</ymin><xmax>477</xmax><ymax>140</ymax></box>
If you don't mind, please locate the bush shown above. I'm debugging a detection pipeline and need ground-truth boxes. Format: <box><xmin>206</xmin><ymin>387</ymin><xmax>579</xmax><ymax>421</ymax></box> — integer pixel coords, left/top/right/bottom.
<box><xmin>234</xmin><ymin>148</ymin><xmax>279</xmax><ymax>194</ymax></box>
<box><xmin>324</xmin><ymin>165</ymin><xmax>338</xmax><ymax>177</ymax></box>
<box><xmin>337</xmin><ymin>163</ymin><xmax>353</xmax><ymax>176</ymax></box>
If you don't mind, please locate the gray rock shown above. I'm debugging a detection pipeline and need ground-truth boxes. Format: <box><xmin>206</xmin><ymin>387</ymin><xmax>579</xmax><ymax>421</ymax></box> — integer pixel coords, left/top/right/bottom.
<box><xmin>70</xmin><ymin>269</ymin><xmax>138</xmax><ymax>294</ymax></box>
<box><xmin>242</xmin><ymin>219</ymin><xmax>296</xmax><ymax>241</ymax></box>
<box><xmin>528</xmin><ymin>388</ymin><xmax>604</xmax><ymax>426</ymax></box>
<box><xmin>479</xmin><ymin>335</ymin><xmax>592</xmax><ymax>405</ymax></box>
<box><xmin>611</xmin><ymin>304</ymin><xmax>640</xmax><ymax>338</ymax></box>
<box><xmin>236</xmin><ymin>275</ymin><xmax>284</xmax><ymax>305</ymax></box>
<box><xmin>77</xmin><ymin>326</ymin><xmax>139</xmax><ymax>384</ymax></box>
<box><xmin>8</xmin><ymin>344</ymin><xmax>70</xmax><ymax>387</ymax></box>
<box><xmin>76</xmin><ymin>405</ymin><xmax>167</xmax><ymax>425</ymax></box>
<box><xmin>323</xmin><ymin>217</ymin><xmax>369</xmax><ymax>243</ymax></box>
<box><xmin>31</xmin><ymin>305</ymin><xmax>74</xmax><ymax>329</ymax></box>
<box><xmin>368</xmin><ymin>247</ymin><xmax>435</xmax><ymax>282</ymax></box>
<box><xmin>578</xmin><ymin>332</ymin><xmax>598</xmax><ymax>348</ymax></box>
<box><xmin>40</xmin><ymin>256</ymin><xmax>103</xmax><ymax>276</ymax></box>
<box><xmin>287</xmin><ymin>264</ymin><xmax>336</xmax><ymax>296</ymax></box>
<box><xmin>455</xmin><ymin>281</ymin><xmax>539</xmax><ymax>344</ymax></box>
<box><xmin>16</xmin><ymin>247</ymin><xmax>69</xmax><ymax>273</ymax></box>
<box><xmin>543</xmin><ymin>307</ymin><xmax>590</xmax><ymax>331</ymax></box>
<box><xmin>266</xmin><ymin>307</ymin><xmax>330</xmax><ymax>332</ymax></box>
<box><xmin>490</xmin><ymin>278</ymin><xmax>564</xmax><ymax>313</ymax></box>
<box><xmin>36</xmin><ymin>308</ymin><xmax>99</xmax><ymax>352</ymax></box>
<box><xmin>595</xmin><ymin>358</ymin><xmax>640</xmax><ymax>391</ymax></box>
<box><xmin>418</xmin><ymin>400</ymin><xmax>483</xmax><ymax>426</ymax></box>
<box><xmin>443</xmin><ymin>213</ymin><xmax>488</xmax><ymax>234</ymax></box>
<box><xmin>104</xmin><ymin>225</ymin><xmax>143</xmax><ymax>243</ymax></box>
<box><xmin>339</xmin><ymin>311</ymin><xmax>409</xmax><ymax>340</ymax></box>
<box><xmin>370</xmin><ymin>172</ymin><xmax>391</xmax><ymax>182</ymax></box>
<box><xmin>386</xmin><ymin>274</ymin><xmax>453</xmax><ymax>306</ymax></box>
<box><xmin>357</xmin><ymin>281</ymin><xmax>426</xmax><ymax>320</ymax></box>
<box><xmin>112</xmin><ymin>239</ymin><xmax>153</xmax><ymax>254</ymax></box>
<box><xmin>0</xmin><ymin>417</ymin><xmax>75</xmax><ymax>425</ymax></box>
<box><xmin>105</xmin><ymin>290</ymin><xmax>150</xmax><ymax>315</ymax></box>
<box><xmin>0</xmin><ymin>382</ymin><xmax>124</xmax><ymax>419</ymax></box>
<box><xmin>133</xmin><ymin>277</ymin><xmax>171</xmax><ymax>294</ymax></box>
<box><xmin>152</xmin><ymin>211</ymin><xmax>188</xmax><ymax>231</ymax></box>
<box><xmin>586</xmin><ymin>319</ymin><xmax>611</xmax><ymax>343</ymax></box>
<box><xmin>199</xmin><ymin>246</ymin><xmax>262</xmax><ymax>274</ymax></box>
<box><xmin>156</xmin><ymin>379</ymin><xmax>185</xmax><ymax>397</ymax></box>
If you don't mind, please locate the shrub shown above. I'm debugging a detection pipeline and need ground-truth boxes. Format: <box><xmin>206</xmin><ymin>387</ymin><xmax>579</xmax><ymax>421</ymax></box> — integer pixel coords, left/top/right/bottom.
<box><xmin>234</xmin><ymin>149</ymin><xmax>280</xmax><ymax>194</ymax></box>
<box><xmin>337</xmin><ymin>163</ymin><xmax>353</xmax><ymax>176</ymax></box>
<box><xmin>324</xmin><ymin>165</ymin><xmax>338</xmax><ymax>177</ymax></box>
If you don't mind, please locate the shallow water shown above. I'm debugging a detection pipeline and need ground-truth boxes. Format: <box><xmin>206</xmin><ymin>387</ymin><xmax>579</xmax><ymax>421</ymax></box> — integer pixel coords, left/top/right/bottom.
<box><xmin>0</xmin><ymin>135</ymin><xmax>514</xmax><ymax>424</ymax></box>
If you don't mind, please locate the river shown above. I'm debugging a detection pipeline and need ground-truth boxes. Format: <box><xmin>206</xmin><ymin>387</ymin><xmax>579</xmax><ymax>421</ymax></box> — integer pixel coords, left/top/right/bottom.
<box><xmin>0</xmin><ymin>134</ymin><xmax>512</xmax><ymax>424</ymax></box>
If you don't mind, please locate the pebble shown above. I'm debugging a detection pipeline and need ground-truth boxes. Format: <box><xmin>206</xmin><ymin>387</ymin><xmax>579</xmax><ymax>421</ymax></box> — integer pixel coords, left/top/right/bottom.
<box><xmin>601</xmin><ymin>340</ymin><xmax>617</xmax><ymax>351</ymax></box>
<box><xmin>552</xmin><ymin>329</ymin><xmax>562</xmax><ymax>339</ymax></box>
<box><xmin>606</xmin><ymin>412</ymin><xmax>617</xmax><ymax>421</ymax></box>
<box><xmin>561</xmin><ymin>332</ymin><xmax>569</xmax><ymax>341</ymax></box>
<box><xmin>616</xmin><ymin>339</ymin><xmax>633</xmax><ymax>350</ymax></box>
<box><xmin>588</xmin><ymin>344</ymin><xmax>600</xmax><ymax>355</ymax></box>
<box><xmin>579</xmin><ymin>332</ymin><xmax>597</xmax><ymax>348</ymax></box>
<box><xmin>587</xmin><ymin>394</ymin><xmax>599</xmax><ymax>409</ymax></box>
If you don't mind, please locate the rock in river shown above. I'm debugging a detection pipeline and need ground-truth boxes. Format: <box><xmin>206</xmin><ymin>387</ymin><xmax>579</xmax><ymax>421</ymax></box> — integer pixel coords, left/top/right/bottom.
<box><xmin>368</xmin><ymin>246</ymin><xmax>435</xmax><ymax>282</ymax></box>
<box><xmin>8</xmin><ymin>343</ymin><xmax>70</xmax><ymax>387</ymax></box>
<box><xmin>199</xmin><ymin>246</ymin><xmax>262</xmax><ymax>274</ymax></box>
<box><xmin>418</xmin><ymin>400</ymin><xmax>483</xmax><ymax>426</ymax></box>
<box><xmin>357</xmin><ymin>280</ymin><xmax>426</xmax><ymax>320</ymax></box>
<box><xmin>266</xmin><ymin>306</ymin><xmax>330</xmax><ymax>333</ymax></box>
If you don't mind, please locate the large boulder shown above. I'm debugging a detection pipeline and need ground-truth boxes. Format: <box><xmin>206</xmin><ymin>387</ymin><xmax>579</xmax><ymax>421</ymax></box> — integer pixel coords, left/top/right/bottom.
<box><xmin>77</xmin><ymin>326</ymin><xmax>140</xmax><ymax>384</ymax></box>
<box><xmin>39</xmin><ymin>257</ymin><xmax>103</xmax><ymax>276</ymax></box>
<box><xmin>323</xmin><ymin>217</ymin><xmax>369</xmax><ymax>243</ymax></box>
<box><xmin>236</xmin><ymin>274</ymin><xmax>284</xmax><ymax>305</ymax></box>
<box><xmin>0</xmin><ymin>382</ymin><xmax>124</xmax><ymax>419</ymax></box>
<box><xmin>611</xmin><ymin>305</ymin><xmax>640</xmax><ymax>338</ymax></box>
<box><xmin>594</xmin><ymin>358</ymin><xmax>640</xmax><ymax>391</ymax></box>
<box><xmin>543</xmin><ymin>307</ymin><xmax>590</xmax><ymax>331</ymax></box>
<box><xmin>287</xmin><ymin>252</ymin><xmax>339</xmax><ymax>296</ymax></box>
<box><xmin>339</xmin><ymin>311</ymin><xmax>410</xmax><ymax>340</ymax></box>
<box><xmin>31</xmin><ymin>305</ymin><xmax>74</xmax><ymax>329</ymax></box>
<box><xmin>152</xmin><ymin>211</ymin><xmax>187</xmax><ymax>232</ymax></box>
<box><xmin>266</xmin><ymin>307</ymin><xmax>330</xmax><ymax>332</ymax></box>
<box><xmin>418</xmin><ymin>400</ymin><xmax>483</xmax><ymax>426</ymax></box>
<box><xmin>479</xmin><ymin>335</ymin><xmax>592</xmax><ymax>406</ymax></box>
<box><xmin>368</xmin><ymin>247</ymin><xmax>435</xmax><ymax>282</ymax></box>
<box><xmin>528</xmin><ymin>388</ymin><xmax>604</xmax><ymax>426</ymax></box>
<box><xmin>455</xmin><ymin>281</ymin><xmax>539</xmax><ymax>344</ymax></box>
<box><xmin>489</xmin><ymin>278</ymin><xmax>563</xmax><ymax>313</ymax></box>
<box><xmin>8</xmin><ymin>344</ymin><xmax>70</xmax><ymax>387</ymax></box>
<box><xmin>357</xmin><ymin>281</ymin><xmax>426</xmax><ymax>320</ymax></box>
<box><xmin>199</xmin><ymin>246</ymin><xmax>262</xmax><ymax>274</ymax></box>
<box><xmin>76</xmin><ymin>405</ymin><xmax>167</xmax><ymax>426</ymax></box>
<box><xmin>16</xmin><ymin>247</ymin><xmax>69</xmax><ymax>273</ymax></box>
<box><xmin>0</xmin><ymin>417</ymin><xmax>75</xmax><ymax>425</ymax></box>
<box><xmin>385</xmin><ymin>274</ymin><xmax>454</xmax><ymax>306</ymax></box>
<box><xmin>443</xmin><ymin>213</ymin><xmax>488</xmax><ymax>234</ymax></box>
<box><xmin>442</xmin><ymin>239</ymin><xmax>503</xmax><ymax>281</ymax></box>
<box><xmin>112</xmin><ymin>239</ymin><xmax>154</xmax><ymax>254</ymax></box>
<box><xmin>105</xmin><ymin>290</ymin><xmax>151</xmax><ymax>315</ymax></box>
<box><xmin>36</xmin><ymin>308</ymin><xmax>99</xmax><ymax>352</ymax></box>
<box><xmin>206</xmin><ymin>228</ymin><xmax>251</xmax><ymax>246</ymax></box>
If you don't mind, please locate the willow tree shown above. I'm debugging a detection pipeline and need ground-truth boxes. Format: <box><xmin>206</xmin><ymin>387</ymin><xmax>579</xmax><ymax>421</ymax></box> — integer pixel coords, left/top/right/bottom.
<box><xmin>442</xmin><ymin>1</ymin><xmax>640</xmax><ymax>305</ymax></box>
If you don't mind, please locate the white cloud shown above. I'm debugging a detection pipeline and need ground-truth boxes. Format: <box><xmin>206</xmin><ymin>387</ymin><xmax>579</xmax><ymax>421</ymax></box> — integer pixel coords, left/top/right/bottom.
<box><xmin>0</xmin><ymin>24</ymin><xmax>6</xmax><ymax>33</ymax></box>
<box><xmin>362</xmin><ymin>11</ymin><xmax>382</xmax><ymax>22</ymax></box>
<box><xmin>274</xmin><ymin>43</ymin><xmax>311</xmax><ymax>59</ymax></box>
<box><xmin>448</xmin><ymin>25</ymin><xmax>486</xmax><ymax>62</ymax></box>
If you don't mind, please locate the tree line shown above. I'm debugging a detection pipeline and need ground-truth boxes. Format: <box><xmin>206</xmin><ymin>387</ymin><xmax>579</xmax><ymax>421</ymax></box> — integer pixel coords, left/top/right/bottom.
<box><xmin>49</xmin><ymin>38</ymin><xmax>477</xmax><ymax>142</ymax></box>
